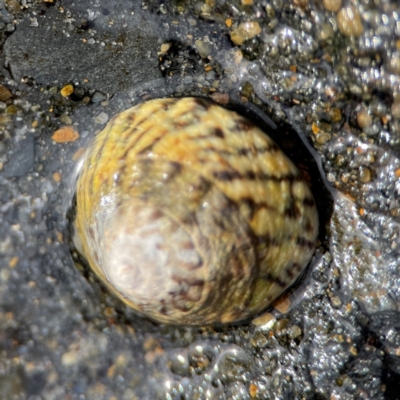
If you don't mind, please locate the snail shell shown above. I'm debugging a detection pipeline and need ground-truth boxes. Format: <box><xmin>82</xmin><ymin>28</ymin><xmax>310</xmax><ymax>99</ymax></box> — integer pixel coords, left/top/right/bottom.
<box><xmin>75</xmin><ymin>97</ymin><xmax>318</xmax><ymax>325</ymax></box>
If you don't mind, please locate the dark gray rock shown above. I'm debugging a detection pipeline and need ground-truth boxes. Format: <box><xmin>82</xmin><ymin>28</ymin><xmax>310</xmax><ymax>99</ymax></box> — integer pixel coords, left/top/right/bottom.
<box><xmin>4</xmin><ymin>7</ymin><xmax>162</xmax><ymax>94</ymax></box>
<box><xmin>2</xmin><ymin>135</ymin><xmax>34</xmax><ymax>178</ymax></box>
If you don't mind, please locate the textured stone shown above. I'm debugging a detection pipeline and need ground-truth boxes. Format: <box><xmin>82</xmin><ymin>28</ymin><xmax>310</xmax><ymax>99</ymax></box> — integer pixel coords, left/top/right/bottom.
<box><xmin>4</xmin><ymin>8</ymin><xmax>162</xmax><ymax>94</ymax></box>
<box><xmin>2</xmin><ymin>135</ymin><xmax>34</xmax><ymax>178</ymax></box>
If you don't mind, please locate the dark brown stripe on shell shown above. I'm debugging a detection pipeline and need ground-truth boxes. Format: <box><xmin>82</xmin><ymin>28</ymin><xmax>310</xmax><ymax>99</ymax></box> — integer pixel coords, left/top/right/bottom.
<box><xmin>214</xmin><ymin>128</ymin><xmax>225</xmax><ymax>138</ymax></box>
<box><xmin>286</xmin><ymin>267</ymin><xmax>295</xmax><ymax>280</ymax></box>
<box><xmin>200</xmin><ymin>144</ymin><xmax>278</xmax><ymax>158</ymax></box>
<box><xmin>255</xmin><ymin>233</ymin><xmax>280</xmax><ymax>247</ymax></box>
<box><xmin>284</xmin><ymin>200</ymin><xmax>301</xmax><ymax>219</ymax></box>
<box><xmin>262</xmin><ymin>272</ymin><xmax>287</xmax><ymax>288</ymax></box>
<box><xmin>159</xmin><ymin>302</ymin><xmax>168</xmax><ymax>315</ymax></box>
<box><xmin>292</xmin><ymin>263</ymin><xmax>303</xmax><ymax>272</ymax></box>
<box><xmin>303</xmin><ymin>197</ymin><xmax>316</xmax><ymax>207</ymax></box>
<box><xmin>305</xmin><ymin>220</ymin><xmax>315</xmax><ymax>233</ymax></box>
<box><xmin>296</xmin><ymin>237</ymin><xmax>315</xmax><ymax>249</ymax></box>
<box><xmin>136</xmin><ymin>133</ymin><xmax>165</xmax><ymax>155</ymax></box>
<box><xmin>235</xmin><ymin>119</ymin><xmax>255</xmax><ymax>132</ymax></box>
<box><xmin>116</xmin><ymin>126</ymin><xmax>150</xmax><ymax>161</ymax></box>
<box><xmin>213</xmin><ymin>170</ymin><xmax>243</xmax><ymax>181</ymax></box>
<box><xmin>148</xmin><ymin>209</ymin><xmax>164</xmax><ymax>222</ymax></box>
<box><xmin>240</xmin><ymin>197</ymin><xmax>276</xmax><ymax>220</ymax></box>
<box><xmin>192</xmin><ymin>97</ymin><xmax>211</xmax><ymax>110</ymax></box>
<box><xmin>213</xmin><ymin>169</ymin><xmax>301</xmax><ymax>182</ymax></box>
<box><xmin>163</xmin><ymin>161</ymin><xmax>183</xmax><ymax>182</ymax></box>
<box><xmin>237</xmin><ymin>144</ymin><xmax>278</xmax><ymax>156</ymax></box>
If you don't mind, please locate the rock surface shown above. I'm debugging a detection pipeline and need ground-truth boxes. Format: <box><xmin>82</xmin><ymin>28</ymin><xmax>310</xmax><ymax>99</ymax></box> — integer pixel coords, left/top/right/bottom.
<box><xmin>1</xmin><ymin>0</ymin><xmax>400</xmax><ymax>399</ymax></box>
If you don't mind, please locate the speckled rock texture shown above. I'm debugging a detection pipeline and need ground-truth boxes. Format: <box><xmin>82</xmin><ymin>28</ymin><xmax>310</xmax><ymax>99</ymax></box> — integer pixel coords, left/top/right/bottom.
<box><xmin>1</xmin><ymin>0</ymin><xmax>400</xmax><ymax>399</ymax></box>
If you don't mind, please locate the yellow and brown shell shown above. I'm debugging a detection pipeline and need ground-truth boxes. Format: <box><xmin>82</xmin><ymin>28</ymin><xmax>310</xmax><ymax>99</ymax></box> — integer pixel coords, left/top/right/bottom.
<box><xmin>74</xmin><ymin>97</ymin><xmax>318</xmax><ymax>325</ymax></box>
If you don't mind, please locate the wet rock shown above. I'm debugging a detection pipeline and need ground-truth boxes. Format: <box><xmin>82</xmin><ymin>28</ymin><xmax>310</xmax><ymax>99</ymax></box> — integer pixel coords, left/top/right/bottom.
<box><xmin>4</xmin><ymin>8</ymin><xmax>162</xmax><ymax>94</ymax></box>
<box><xmin>2</xmin><ymin>135</ymin><xmax>34</xmax><ymax>177</ymax></box>
<box><xmin>1</xmin><ymin>0</ymin><xmax>399</xmax><ymax>399</ymax></box>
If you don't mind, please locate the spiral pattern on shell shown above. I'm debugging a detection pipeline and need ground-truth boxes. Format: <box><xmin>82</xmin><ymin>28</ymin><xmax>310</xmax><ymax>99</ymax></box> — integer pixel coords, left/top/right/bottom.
<box><xmin>74</xmin><ymin>97</ymin><xmax>319</xmax><ymax>325</ymax></box>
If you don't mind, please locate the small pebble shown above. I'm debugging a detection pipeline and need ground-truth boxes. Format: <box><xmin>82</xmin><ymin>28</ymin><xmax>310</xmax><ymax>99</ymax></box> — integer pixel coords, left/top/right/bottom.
<box><xmin>359</xmin><ymin>166</ymin><xmax>371</xmax><ymax>183</ymax></box>
<box><xmin>210</xmin><ymin>92</ymin><xmax>229</xmax><ymax>104</ymax></box>
<box><xmin>0</xmin><ymin>85</ymin><xmax>12</xmax><ymax>101</ymax></box>
<box><xmin>287</xmin><ymin>325</ymin><xmax>302</xmax><ymax>339</ymax></box>
<box><xmin>357</xmin><ymin>110</ymin><xmax>372</xmax><ymax>129</ymax></box>
<box><xmin>329</xmin><ymin>108</ymin><xmax>342</xmax><ymax>122</ymax></box>
<box><xmin>194</xmin><ymin>40</ymin><xmax>213</xmax><ymax>58</ymax></box>
<box><xmin>61</xmin><ymin>350</ymin><xmax>79</xmax><ymax>367</ymax></box>
<box><xmin>274</xmin><ymin>318</ymin><xmax>289</xmax><ymax>332</ymax></box>
<box><xmin>159</xmin><ymin>42</ymin><xmax>171</xmax><ymax>54</ymax></box>
<box><xmin>60</xmin><ymin>114</ymin><xmax>72</xmax><ymax>125</ymax></box>
<box><xmin>60</xmin><ymin>84</ymin><xmax>74</xmax><ymax>97</ymax></box>
<box><xmin>0</xmin><ymin>115</ymin><xmax>10</xmax><ymax>125</ymax></box>
<box><xmin>294</xmin><ymin>0</ymin><xmax>308</xmax><ymax>8</ymax></box>
<box><xmin>94</xmin><ymin>112</ymin><xmax>109</xmax><ymax>125</ymax></box>
<box><xmin>251</xmin><ymin>331</ymin><xmax>268</xmax><ymax>348</ymax></box>
<box><xmin>8</xmin><ymin>256</ymin><xmax>19</xmax><ymax>268</ymax></box>
<box><xmin>273</xmin><ymin>296</ymin><xmax>291</xmax><ymax>314</ymax></box>
<box><xmin>104</xmin><ymin>307</ymin><xmax>117</xmax><ymax>318</ymax></box>
<box><xmin>91</xmin><ymin>91</ymin><xmax>107</xmax><ymax>103</ymax></box>
<box><xmin>5</xmin><ymin>0</ymin><xmax>20</xmax><ymax>13</ymax></box>
<box><xmin>330</xmin><ymin>295</ymin><xmax>342</xmax><ymax>308</ymax></box>
<box><xmin>337</xmin><ymin>6</ymin><xmax>363</xmax><ymax>37</ymax></box>
<box><xmin>323</xmin><ymin>0</ymin><xmax>342</xmax><ymax>12</ymax></box>
<box><xmin>350</xmin><ymin>346</ymin><xmax>357</xmax><ymax>356</ymax></box>
<box><xmin>115</xmin><ymin>354</ymin><xmax>129</xmax><ymax>369</ymax></box>
<box><xmin>311</xmin><ymin>122</ymin><xmax>320</xmax><ymax>134</ymax></box>
<box><xmin>5</xmin><ymin>23</ymin><xmax>14</xmax><ymax>32</ymax></box>
<box><xmin>1</xmin><ymin>269</ymin><xmax>10</xmax><ymax>282</ymax></box>
<box><xmin>5</xmin><ymin>105</ymin><xmax>19</xmax><ymax>114</ymax></box>
<box><xmin>249</xmin><ymin>383</ymin><xmax>258</xmax><ymax>398</ymax></box>
<box><xmin>52</xmin><ymin>126</ymin><xmax>80</xmax><ymax>143</ymax></box>
<box><xmin>52</xmin><ymin>172</ymin><xmax>62</xmax><ymax>182</ymax></box>
<box><xmin>230</xmin><ymin>22</ymin><xmax>261</xmax><ymax>45</ymax></box>
<box><xmin>252</xmin><ymin>312</ymin><xmax>276</xmax><ymax>329</ymax></box>
<box><xmin>319</xmin><ymin>23</ymin><xmax>334</xmax><ymax>40</ymax></box>
<box><xmin>316</xmin><ymin>132</ymin><xmax>331</xmax><ymax>144</ymax></box>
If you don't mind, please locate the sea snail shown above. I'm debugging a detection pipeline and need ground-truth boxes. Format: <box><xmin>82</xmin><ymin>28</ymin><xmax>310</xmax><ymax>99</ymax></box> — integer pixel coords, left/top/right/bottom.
<box><xmin>74</xmin><ymin>97</ymin><xmax>319</xmax><ymax>325</ymax></box>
